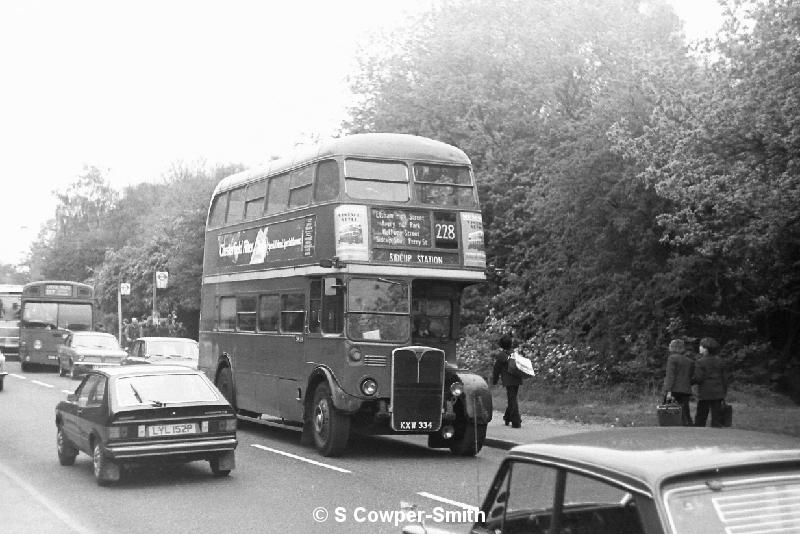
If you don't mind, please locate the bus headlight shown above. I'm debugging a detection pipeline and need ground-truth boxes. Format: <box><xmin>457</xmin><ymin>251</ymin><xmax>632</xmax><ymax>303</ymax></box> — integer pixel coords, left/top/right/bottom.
<box><xmin>360</xmin><ymin>378</ymin><xmax>378</xmax><ymax>396</ymax></box>
<box><xmin>33</xmin><ymin>339</ymin><xmax>42</xmax><ymax>350</ymax></box>
<box><xmin>441</xmin><ymin>425</ymin><xmax>455</xmax><ymax>439</ymax></box>
<box><xmin>449</xmin><ymin>382</ymin><xmax>464</xmax><ymax>398</ymax></box>
<box><xmin>348</xmin><ymin>347</ymin><xmax>363</xmax><ymax>363</ymax></box>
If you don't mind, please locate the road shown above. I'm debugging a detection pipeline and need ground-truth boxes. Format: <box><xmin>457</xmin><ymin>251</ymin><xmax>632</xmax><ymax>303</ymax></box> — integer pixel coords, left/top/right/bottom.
<box><xmin>0</xmin><ymin>361</ymin><xmax>506</xmax><ymax>534</ymax></box>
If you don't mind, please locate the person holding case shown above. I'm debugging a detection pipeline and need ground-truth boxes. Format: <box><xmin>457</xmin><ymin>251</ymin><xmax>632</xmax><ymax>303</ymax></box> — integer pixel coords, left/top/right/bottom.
<box><xmin>492</xmin><ymin>334</ymin><xmax>523</xmax><ymax>428</ymax></box>
<box><xmin>663</xmin><ymin>338</ymin><xmax>695</xmax><ymax>426</ymax></box>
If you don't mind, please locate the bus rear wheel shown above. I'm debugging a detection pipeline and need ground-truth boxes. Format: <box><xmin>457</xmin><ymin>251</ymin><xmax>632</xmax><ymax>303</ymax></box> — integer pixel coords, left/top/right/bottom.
<box><xmin>311</xmin><ymin>383</ymin><xmax>350</xmax><ymax>457</ymax></box>
<box><xmin>216</xmin><ymin>367</ymin><xmax>236</xmax><ymax>409</ymax></box>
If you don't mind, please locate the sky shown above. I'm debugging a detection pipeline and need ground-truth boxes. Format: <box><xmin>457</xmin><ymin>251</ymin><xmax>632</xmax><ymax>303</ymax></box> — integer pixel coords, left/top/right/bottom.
<box><xmin>0</xmin><ymin>0</ymin><xmax>723</xmax><ymax>266</ymax></box>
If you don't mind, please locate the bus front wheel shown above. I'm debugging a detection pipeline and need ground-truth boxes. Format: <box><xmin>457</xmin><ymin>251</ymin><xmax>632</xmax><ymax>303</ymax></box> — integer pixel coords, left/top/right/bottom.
<box><xmin>216</xmin><ymin>367</ymin><xmax>236</xmax><ymax>410</ymax></box>
<box><xmin>449</xmin><ymin>420</ymin><xmax>487</xmax><ymax>456</ymax></box>
<box><xmin>311</xmin><ymin>383</ymin><xmax>350</xmax><ymax>457</ymax></box>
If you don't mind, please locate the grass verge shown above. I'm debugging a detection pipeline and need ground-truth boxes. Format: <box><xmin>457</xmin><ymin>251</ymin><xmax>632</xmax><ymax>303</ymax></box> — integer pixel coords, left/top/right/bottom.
<box><xmin>492</xmin><ymin>381</ymin><xmax>800</xmax><ymax>437</ymax></box>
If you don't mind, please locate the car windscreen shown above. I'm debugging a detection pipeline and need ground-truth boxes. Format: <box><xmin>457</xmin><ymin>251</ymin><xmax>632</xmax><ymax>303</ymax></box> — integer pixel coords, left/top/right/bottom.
<box><xmin>115</xmin><ymin>374</ymin><xmax>220</xmax><ymax>407</ymax></box>
<box><xmin>74</xmin><ymin>335</ymin><xmax>119</xmax><ymax>350</ymax></box>
<box><xmin>664</xmin><ymin>473</ymin><xmax>800</xmax><ymax>533</ymax></box>
<box><xmin>147</xmin><ymin>340</ymin><xmax>198</xmax><ymax>359</ymax></box>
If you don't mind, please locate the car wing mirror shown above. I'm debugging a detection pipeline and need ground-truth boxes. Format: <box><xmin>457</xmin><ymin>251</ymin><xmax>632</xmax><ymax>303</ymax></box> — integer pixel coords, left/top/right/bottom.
<box><xmin>67</xmin><ymin>393</ymin><xmax>77</xmax><ymax>402</ymax></box>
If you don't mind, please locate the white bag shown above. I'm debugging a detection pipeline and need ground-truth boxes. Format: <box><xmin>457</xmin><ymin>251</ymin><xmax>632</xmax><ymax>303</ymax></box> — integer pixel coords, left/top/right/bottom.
<box><xmin>508</xmin><ymin>352</ymin><xmax>535</xmax><ymax>378</ymax></box>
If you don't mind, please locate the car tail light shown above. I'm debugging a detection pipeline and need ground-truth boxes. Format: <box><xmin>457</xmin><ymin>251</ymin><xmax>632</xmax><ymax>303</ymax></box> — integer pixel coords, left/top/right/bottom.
<box><xmin>108</xmin><ymin>426</ymin><xmax>131</xmax><ymax>439</ymax></box>
<box><xmin>214</xmin><ymin>418</ymin><xmax>237</xmax><ymax>432</ymax></box>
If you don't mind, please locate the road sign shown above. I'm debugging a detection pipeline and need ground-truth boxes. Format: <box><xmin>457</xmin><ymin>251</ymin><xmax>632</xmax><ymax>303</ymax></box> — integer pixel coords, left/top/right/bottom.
<box><xmin>120</xmin><ymin>283</ymin><xmax>131</xmax><ymax>295</ymax></box>
<box><xmin>156</xmin><ymin>271</ymin><xmax>169</xmax><ymax>289</ymax></box>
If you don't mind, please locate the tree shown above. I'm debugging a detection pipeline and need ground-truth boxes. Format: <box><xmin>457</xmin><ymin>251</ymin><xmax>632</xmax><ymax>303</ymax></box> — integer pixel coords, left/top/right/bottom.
<box><xmin>346</xmin><ymin>0</ymin><xmax>694</xmax><ymax>381</ymax></box>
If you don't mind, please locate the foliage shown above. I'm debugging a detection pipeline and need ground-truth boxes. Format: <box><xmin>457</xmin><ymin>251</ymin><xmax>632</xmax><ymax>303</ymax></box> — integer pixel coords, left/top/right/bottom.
<box><xmin>350</xmin><ymin>0</ymin><xmax>800</xmax><ymax>395</ymax></box>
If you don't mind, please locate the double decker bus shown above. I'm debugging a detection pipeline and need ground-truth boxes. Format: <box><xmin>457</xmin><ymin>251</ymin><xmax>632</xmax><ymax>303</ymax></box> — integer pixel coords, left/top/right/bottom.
<box><xmin>199</xmin><ymin>133</ymin><xmax>492</xmax><ymax>456</ymax></box>
<box><xmin>19</xmin><ymin>281</ymin><xmax>95</xmax><ymax>371</ymax></box>
<box><xmin>0</xmin><ymin>284</ymin><xmax>23</xmax><ymax>358</ymax></box>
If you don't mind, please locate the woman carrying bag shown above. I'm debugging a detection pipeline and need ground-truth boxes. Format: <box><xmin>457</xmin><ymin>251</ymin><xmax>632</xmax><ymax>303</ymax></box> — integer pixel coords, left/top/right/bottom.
<box><xmin>492</xmin><ymin>334</ymin><xmax>524</xmax><ymax>428</ymax></box>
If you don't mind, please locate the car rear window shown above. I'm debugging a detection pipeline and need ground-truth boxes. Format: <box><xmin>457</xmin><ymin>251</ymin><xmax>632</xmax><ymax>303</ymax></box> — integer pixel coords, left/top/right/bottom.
<box><xmin>147</xmin><ymin>341</ymin><xmax>198</xmax><ymax>359</ymax></box>
<box><xmin>115</xmin><ymin>374</ymin><xmax>220</xmax><ymax>406</ymax></box>
<box><xmin>664</xmin><ymin>473</ymin><xmax>800</xmax><ymax>533</ymax></box>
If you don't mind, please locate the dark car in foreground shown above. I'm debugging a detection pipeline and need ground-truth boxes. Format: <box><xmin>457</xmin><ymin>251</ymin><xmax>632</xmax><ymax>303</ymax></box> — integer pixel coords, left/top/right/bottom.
<box><xmin>122</xmin><ymin>337</ymin><xmax>199</xmax><ymax>369</ymax></box>
<box><xmin>58</xmin><ymin>331</ymin><xmax>128</xmax><ymax>378</ymax></box>
<box><xmin>403</xmin><ymin>427</ymin><xmax>800</xmax><ymax>534</ymax></box>
<box><xmin>55</xmin><ymin>365</ymin><xmax>237</xmax><ymax>485</ymax></box>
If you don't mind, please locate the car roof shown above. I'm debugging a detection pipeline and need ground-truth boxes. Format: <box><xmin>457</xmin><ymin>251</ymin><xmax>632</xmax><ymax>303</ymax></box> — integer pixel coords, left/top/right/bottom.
<box><xmin>88</xmin><ymin>365</ymin><xmax>204</xmax><ymax>378</ymax></box>
<box><xmin>509</xmin><ymin>428</ymin><xmax>800</xmax><ymax>494</ymax></box>
<box><xmin>73</xmin><ymin>331</ymin><xmax>115</xmax><ymax>337</ymax></box>
<box><xmin>138</xmin><ymin>337</ymin><xmax>196</xmax><ymax>342</ymax></box>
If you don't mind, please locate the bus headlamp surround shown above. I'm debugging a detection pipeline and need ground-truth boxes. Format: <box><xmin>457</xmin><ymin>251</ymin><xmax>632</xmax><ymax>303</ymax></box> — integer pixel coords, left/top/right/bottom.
<box><xmin>449</xmin><ymin>382</ymin><xmax>464</xmax><ymax>398</ymax></box>
<box><xmin>360</xmin><ymin>378</ymin><xmax>378</xmax><ymax>396</ymax></box>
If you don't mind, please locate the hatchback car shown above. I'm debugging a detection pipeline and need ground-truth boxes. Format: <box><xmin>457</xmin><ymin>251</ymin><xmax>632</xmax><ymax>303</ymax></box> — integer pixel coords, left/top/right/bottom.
<box><xmin>58</xmin><ymin>331</ymin><xmax>128</xmax><ymax>378</ymax></box>
<box><xmin>55</xmin><ymin>365</ymin><xmax>237</xmax><ymax>485</ymax></box>
<box><xmin>403</xmin><ymin>427</ymin><xmax>800</xmax><ymax>534</ymax></box>
<box><xmin>123</xmin><ymin>337</ymin><xmax>199</xmax><ymax>369</ymax></box>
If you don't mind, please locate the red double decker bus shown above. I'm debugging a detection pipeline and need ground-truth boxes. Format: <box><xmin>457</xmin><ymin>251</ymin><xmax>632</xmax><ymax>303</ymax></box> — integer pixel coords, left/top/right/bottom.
<box><xmin>198</xmin><ymin>133</ymin><xmax>492</xmax><ymax>456</ymax></box>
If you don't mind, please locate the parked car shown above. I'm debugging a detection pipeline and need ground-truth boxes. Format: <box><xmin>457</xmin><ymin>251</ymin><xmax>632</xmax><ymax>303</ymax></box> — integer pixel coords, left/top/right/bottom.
<box><xmin>58</xmin><ymin>331</ymin><xmax>128</xmax><ymax>378</ymax></box>
<box><xmin>403</xmin><ymin>427</ymin><xmax>800</xmax><ymax>534</ymax></box>
<box><xmin>55</xmin><ymin>365</ymin><xmax>237</xmax><ymax>485</ymax></box>
<box><xmin>123</xmin><ymin>337</ymin><xmax>199</xmax><ymax>369</ymax></box>
<box><xmin>0</xmin><ymin>349</ymin><xmax>7</xmax><ymax>391</ymax></box>
<box><xmin>0</xmin><ymin>320</ymin><xmax>19</xmax><ymax>358</ymax></box>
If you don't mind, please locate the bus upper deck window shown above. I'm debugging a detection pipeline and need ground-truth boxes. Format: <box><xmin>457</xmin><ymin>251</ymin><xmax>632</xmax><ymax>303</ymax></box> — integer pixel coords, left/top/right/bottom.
<box><xmin>266</xmin><ymin>173</ymin><xmax>290</xmax><ymax>214</ymax></box>
<box><xmin>245</xmin><ymin>180</ymin><xmax>266</xmax><ymax>220</ymax></box>
<box><xmin>227</xmin><ymin>187</ymin><xmax>246</xmax><ymax>224</ymax></box>
<box><xmin>314</xmin><ymin>160</ymin><xmax>339</xmax><ymax>202</ymax></box>
<box><xmin>208</xmin><ymin>192</ymin><xmax>228</xmax><ymax>227</ymax></box>
<box><xmin>289</xmin><ymin>166</ymin><xmax>314</xmax><ymax>207</ymax></box>
<box><xmin>344</xmin><ymin>159</ymin><xmax>409</xmax><ymax>202</ymax></box>
<box><xmin>413</xmin><ymin>164</ymin><xmax>476</xmax><ymax>207</ymax></box>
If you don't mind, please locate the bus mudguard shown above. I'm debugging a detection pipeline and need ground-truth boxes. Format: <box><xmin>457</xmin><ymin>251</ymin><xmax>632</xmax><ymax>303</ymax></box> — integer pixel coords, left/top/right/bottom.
<box><xmin>306</xmin><ymin>366</ymin><xmax>363</xmax><ymax>413</ymax></box>
<box><xmin>452</xmin><ymin>371</ymin><xmax>493</xmax><ymax>424</ymax></box>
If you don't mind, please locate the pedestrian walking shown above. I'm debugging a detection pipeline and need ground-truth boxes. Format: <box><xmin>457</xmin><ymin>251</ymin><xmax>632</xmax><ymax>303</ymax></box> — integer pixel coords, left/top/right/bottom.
<box><xmin>491</xmin><ymin>334</ymin><xmax>523</xmax><ymax>428</ymax></box>
<box><xmin>693</xmin><ymin>337</ymin><xmax>729</xmax><ymax>427</ymax></box>
<box><xmin>663</xmin><ymin>338</ymin><xmax>694</xmax><ymax>426</ymax></box>
<box><xmin>125</xmin><ymin>317</ymin><xmax>141</xmax><ymax>346</ymax></box>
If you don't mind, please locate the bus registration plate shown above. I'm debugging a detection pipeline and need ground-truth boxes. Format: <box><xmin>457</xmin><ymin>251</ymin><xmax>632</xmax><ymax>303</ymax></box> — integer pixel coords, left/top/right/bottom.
<box><xmin>148</xmin><ymin>423</ymin><xmax>197</xmax><ymax>437</ymax></box>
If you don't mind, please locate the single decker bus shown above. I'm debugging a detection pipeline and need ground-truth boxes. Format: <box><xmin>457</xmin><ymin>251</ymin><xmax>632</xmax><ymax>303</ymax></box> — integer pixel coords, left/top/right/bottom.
<box><xmin>199</xmin><ymin>133</ymin><xmax>492</xmax><ymax>456</ymax></box>
<box><xmin>19</xmin><ymin>281</ymin><xmax>95</xmax><ymax>371</ymax></box>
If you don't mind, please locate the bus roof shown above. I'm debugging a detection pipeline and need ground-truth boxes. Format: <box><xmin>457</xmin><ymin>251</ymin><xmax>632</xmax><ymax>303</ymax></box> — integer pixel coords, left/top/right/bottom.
<box><xmin>213</xmin><ymin>133</ymin><xmax>472</xmax><ymax>196</ymax></box>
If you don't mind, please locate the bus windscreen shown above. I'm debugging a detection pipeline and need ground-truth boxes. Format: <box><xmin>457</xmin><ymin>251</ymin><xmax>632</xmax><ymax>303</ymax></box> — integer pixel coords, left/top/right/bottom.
<box><xmin>22</xmin><ymin>302</ymin><xmax>93</xmax><ymax>331</ymax></box>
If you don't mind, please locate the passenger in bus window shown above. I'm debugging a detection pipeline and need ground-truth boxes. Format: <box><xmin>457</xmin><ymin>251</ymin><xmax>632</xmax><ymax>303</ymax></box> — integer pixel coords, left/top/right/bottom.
<box><xmin>413</xmin><ymin>315</ymin><xmax>434</xmax><ymax>338</ymax></box>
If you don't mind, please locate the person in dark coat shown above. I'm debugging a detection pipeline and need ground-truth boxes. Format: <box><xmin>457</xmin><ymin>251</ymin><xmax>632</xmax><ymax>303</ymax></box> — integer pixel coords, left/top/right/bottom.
<box><xmin>663</xmin><ymin>338</ymin><xmax>694</xmax><ymax>425</ymax></box>
<box><xmin>693</xmin><ymin>337</ymin><xmax>728</xmax><ymax>427</ymax></box>
<box><xmin>491</xmin><ymin>334</ymin><xmax>523</xmax><ymax>428</ymax></box>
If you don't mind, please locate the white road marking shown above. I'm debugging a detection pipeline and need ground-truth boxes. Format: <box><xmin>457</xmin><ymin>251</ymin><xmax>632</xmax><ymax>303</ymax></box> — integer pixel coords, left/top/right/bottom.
<box><xmin>0</xmin><ymin>462</ymin><xmax>97</xmax><ymax>534</ymax></box>
<box><xmin>31</xmin><ymin>380</ymin><xmax>55</xmax><ymax>388</ymax></box>
<box><xmin>9</xmin><ymin>373</ymin><xmax>26</xmax><ymax>379</ymax></box>
<box><xmin>417</xmin><ymin>491</ymin><xmax>479</xmax><ymax>512</ymax></box>
<box><xmin>62</xmin><ymin>390</ymin><xmax>73</xmax><ymax>394</ymax></box>
<box><xmin>250</xmin><ymin>443</ymin><xmax>351</xmax><ymax>473</ymax></box>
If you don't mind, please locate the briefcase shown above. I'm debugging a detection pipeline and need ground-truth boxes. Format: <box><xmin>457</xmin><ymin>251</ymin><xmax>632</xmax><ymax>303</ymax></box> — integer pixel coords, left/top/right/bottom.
<box><xmin>721</xmin><ymin>401</ymin><xmax>733</xmax><ymax>427</ymax></box>
<box><xmin>657</xmin><ymin>402</ymin><xmax>683</xmax><ymax>426</ymax></box>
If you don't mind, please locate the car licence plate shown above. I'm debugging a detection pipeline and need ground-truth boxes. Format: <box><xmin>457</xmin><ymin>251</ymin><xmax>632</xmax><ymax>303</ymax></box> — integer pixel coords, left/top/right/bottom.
<box><xmin>148</xmin><ymin>423</ymin><xmax>197</xmax><ymax>437</ymax></box>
